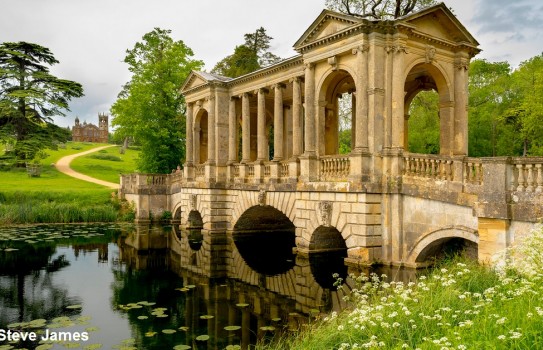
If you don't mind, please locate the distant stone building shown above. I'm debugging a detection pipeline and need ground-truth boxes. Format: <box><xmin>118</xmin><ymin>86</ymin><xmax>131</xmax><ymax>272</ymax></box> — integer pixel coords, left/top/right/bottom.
<box><xmin>72</xmin><ymin>113</ymin><xmax>109</xmax><ymax>143</ymax></box>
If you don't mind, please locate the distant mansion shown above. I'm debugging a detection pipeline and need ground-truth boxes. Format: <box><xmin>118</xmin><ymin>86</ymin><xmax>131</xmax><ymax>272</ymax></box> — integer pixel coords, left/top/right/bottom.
<box><xmin>72</xmin><ymin>113</ymin><xmax>109</xmax><ymax>143</ymax></box>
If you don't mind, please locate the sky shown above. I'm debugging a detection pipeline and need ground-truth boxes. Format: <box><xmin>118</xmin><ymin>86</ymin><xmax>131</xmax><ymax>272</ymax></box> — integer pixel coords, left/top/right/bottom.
<box><xmin>1</xmin><ymin>0</ymin><xmax>542</xmax><ymax>129</ymax></box>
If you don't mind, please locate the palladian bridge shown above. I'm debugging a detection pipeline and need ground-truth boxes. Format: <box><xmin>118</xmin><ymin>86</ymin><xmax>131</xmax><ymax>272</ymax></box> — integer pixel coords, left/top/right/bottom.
<box><xmin>120</xmin><ymin>4</ymin><xmax>543</xmax><ymax>269</ymax></box>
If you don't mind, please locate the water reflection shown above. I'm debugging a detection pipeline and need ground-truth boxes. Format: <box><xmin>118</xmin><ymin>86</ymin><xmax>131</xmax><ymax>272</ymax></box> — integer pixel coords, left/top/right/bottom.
<box><xmin>0</xmin><ymin>223</ymin><xmax>422</xmax><ymax>350</ymax></box>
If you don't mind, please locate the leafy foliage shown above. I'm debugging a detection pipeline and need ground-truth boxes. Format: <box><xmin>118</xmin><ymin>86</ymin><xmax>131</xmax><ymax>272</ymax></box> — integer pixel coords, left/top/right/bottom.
<box><xmin>0</xmin><ymin>41</ymin><xmax>83</xmax><ymax>160</ymax></box>
<box><xmin>408</xmin><ymin>90</ymin><xmax>440</xmax><ymax>154</ymax></box>
<box><xmin>325</xmin><ymin>0</ymin><xmax>437</xmax><ymax>19</ymax></box>
<box><xmin>111</xmin><ymin>28</ymin><xmax>203</xmax><ymax>173</ymax></box>
<box><xmin>212</xmin><ymin>27</ymin><xmax>281</xmax><ymax>78</ymax></box>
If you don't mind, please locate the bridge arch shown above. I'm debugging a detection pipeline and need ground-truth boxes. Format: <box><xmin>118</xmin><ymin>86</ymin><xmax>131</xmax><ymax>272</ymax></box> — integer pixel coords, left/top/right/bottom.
<box><xmin>316</xmin><ymin>67</ymin><xmax>357</xmax><ymax>156</ymax></box>
<box><xmin>232</xmin><ymin>204</ymin><xmax>296</xmax><ymax>276</ymax></box>
<box><xmin>403</xmin><ymin>59</ymin><xmax>454</xmax><ymax>155</ymax></box>
<box><xmin>405</xmin><ymin>225</ymin><xmax>479</xmax><ymax>267</ymax></box>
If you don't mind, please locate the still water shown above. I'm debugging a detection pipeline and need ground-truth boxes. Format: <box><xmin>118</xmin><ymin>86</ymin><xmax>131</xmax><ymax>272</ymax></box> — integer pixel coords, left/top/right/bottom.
<box><xmin>0</xmin><ymin>223</ymin><xmax>417</xmax><ymax>350</ymax></box>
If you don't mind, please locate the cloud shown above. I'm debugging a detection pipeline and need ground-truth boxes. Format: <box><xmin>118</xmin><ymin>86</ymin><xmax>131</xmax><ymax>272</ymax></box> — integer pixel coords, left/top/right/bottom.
<box><xmin>473</xmin><ymin>0</ymin><xmax>543</xmax><ymax>35</ymax></box>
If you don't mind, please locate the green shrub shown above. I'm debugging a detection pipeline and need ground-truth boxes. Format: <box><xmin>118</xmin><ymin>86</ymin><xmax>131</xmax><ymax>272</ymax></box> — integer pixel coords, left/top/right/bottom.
<box><xmin>88</xmin><ymin>153</ymin><xmax>122</xmax><ymax>162</ymax></box>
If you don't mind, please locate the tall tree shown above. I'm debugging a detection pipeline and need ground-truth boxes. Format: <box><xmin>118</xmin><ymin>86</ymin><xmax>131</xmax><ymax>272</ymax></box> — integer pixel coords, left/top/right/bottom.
<box><xmin>504</xmin><ymin>54</ymin><xmax>543</xmax><ymax>156</ymax></box>
<box><xmin>111</xmin><ymin>28</ymin><xmax>203</xmax><ymax>173</ymax></box>
<box><xmin>468</xmin><ymin>59</ymin><xmax>513</xmax><ymax>157</ymax></box>
<box><xmin>212</xmin><ymin>27</ymin><xmax>281</xmax><ymax>78</ymax></box>
<box><xmin>325</xmin><ymin>0</ymin><xmax>437</xmax><ymax>19</ymax></box>
<box><xmin>0</xmin><ymin>42</ymin><xmax>83</xmax><ymax>160</ymax></box>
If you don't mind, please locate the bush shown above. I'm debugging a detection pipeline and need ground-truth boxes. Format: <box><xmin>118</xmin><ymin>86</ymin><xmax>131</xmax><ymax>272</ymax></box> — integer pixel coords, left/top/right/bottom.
<box><xmin>88</xmin><ymin>153</ymin><xmax>122</xmax><ymax>162</ymax></box>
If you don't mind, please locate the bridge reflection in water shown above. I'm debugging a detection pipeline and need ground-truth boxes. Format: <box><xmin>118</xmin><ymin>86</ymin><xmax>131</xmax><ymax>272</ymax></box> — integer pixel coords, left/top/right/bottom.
<box><xmin>118</xmin><ymin>224</ymin><xmax>422</xmax><ymax>349</ymax></box>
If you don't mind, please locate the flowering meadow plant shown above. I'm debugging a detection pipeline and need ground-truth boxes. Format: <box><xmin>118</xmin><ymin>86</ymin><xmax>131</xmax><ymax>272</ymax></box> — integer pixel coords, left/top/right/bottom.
<box><xmin>260</xmin><ymin>227</ymin><xmax>543</xmax><ymax>349</ymax></box>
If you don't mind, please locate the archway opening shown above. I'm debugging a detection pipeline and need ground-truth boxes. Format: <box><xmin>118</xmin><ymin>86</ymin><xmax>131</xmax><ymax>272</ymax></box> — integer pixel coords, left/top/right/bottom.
<box><xmin>404</xmin><ymin>63</ymin><xmax>451</xmax><ymax>155</ymax></box>
<box><xmin>195</xmin><ymin>110</ymin><xmax>208</xmax><ymax>164</ymax></box>
<box><xmin>319</xmin><ymin>70</ymin><xmax>356</xmax><ymax>156</ymax></box>
<box><xmin>233</xmin><ymin>205</ymin><xmax>295</xmax><ymax>276</ymax></box>
<box><xmin>187</xmin><ymin>210</ymin><xmax>203</xmax><ymax>251</ymax></box>
<box><xmin>415</xmin><ymin>237</ymin><xmax>477</xmax><ymax>265</ymax></box>
<box><xmin>309</xmin><ymin>226</ymin><xmax>348</xmax><ymax>289</ymax></box>
<box><xmin>172</xmin><ymin>207</ymin><xmax>182</xmax><ymax>238</ymax></box>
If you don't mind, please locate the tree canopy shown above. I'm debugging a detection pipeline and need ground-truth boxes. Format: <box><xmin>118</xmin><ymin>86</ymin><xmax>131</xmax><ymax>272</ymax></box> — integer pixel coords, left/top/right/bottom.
<box><xmin>212</xmin><ymin>27</ymin><xmax>281</xmax><ymax>78</ymax></box>
<box><xmin>0</xmin><ymin>41</ymin><xmax>83</xmax><ymax>160</ymax></box>
<box><xmin>110</xmin><ymin>28</ymin><xmax>203</xmax><ymax>173</ymax></box>
<box><xmin>325</xmin><ymin>0</ymin><xmax>437</xmax><ymax>19</ymax></box>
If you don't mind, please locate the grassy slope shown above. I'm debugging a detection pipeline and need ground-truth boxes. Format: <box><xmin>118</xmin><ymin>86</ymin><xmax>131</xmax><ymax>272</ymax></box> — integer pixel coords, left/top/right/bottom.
<box><xmin>69</xmin><ymin>146</ymin><xmax>139</xmax><ymax>183</ymax></box>
<box><xmin>0</xmin><ymin>142</ymin><xmax>139</xmax><ymax>224</ymax></box>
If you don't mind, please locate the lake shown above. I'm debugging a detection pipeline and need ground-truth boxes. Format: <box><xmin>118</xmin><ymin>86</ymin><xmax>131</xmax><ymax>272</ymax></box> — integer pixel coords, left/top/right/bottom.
<box><xmin>0</xmin><ymin>223</ymin><xmax>418</xmax><ymax>350</ymax></box>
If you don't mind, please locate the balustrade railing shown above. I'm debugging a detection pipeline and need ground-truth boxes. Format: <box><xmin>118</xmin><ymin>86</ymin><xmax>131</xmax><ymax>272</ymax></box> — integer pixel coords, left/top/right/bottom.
<box><xmin>320</xmin><ymin>155</ymin><xmax>350</xmax><ymax>181</ymax></box>
<box><xmin>232</xmin><ymin>164</ymin><xmax>240</xmax><ymax>177</ymax></box>
<box><xmin>463</xmin><ymin>158</ymin><xmax>483</xmax><ymax>185</ymax></box>
<box><xmin>511</xmin><ymin>158</ymin><xmax>543</xmax><ymax>192</ymax></box>
<box><xmin>280</xmin><ymin>162</ymin><xmax>289</xmax><ymax>178</ymax></box>
<box><xmin>247</xmin><ymin>164</ymin><xmax>255</xmax><ymax>178</ymax></box>
<box><xmin>403</xmin><ymin>154</ymin><xmax>454</xmax><ymax>181</ymax></box>
<box><xmin>263</xmin><ymin>163</ymin><xmax>271</xmax><ymax>177</ymax></box>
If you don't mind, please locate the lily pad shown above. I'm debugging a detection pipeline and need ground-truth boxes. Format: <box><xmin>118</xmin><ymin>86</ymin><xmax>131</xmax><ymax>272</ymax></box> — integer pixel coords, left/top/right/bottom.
<box><xmin>224</xmin><ymin>326</ymin><xmax>241</xmax><ymax>331</ymax></box>
<box><xmin>173</xmin><ymin>346</ymin><xmax>191</xmax><ymax>350</ymax></box>
<box><xmin>236</xmin><ymin>303</ymin><xmax>249</xmax><ymax>308</ymax></box>
<box><xmin>260</xmin><ymin>326</ymin><xmax>276</xmax><ymax>331</ymax></box>
<box><xmin>178</xmin><ymin>326</ymin><xmax>189</xmax><ymax>331</ymax></box>
<box><xmin>162</xmin><ymin>329</ymin><xmax>176</xmax><ymax>334</ymax></box>
<box><xmin>137</xmin><ymin>316</ymin><xmax>148</xmax><ymax>320</ymax></box>
<box><xmin>83</xmin><ymin>345</ymin><xmax>103</xmax><ymax>350</ymax></box>
<box><xmin>144</xmin><ymin>331</ymin><xmax>157</xmax><ymax>337</ymax></box>
<box><xmin>195</xmin><ymin>335</ymin><xmax>210</xmax><ymax>341</ymax></box>
<box><xmin>200</xmin><ymin>315</ymin><xmax>214</xmax><ymax>319</ymax></box>
<box><xmin>66</xmin><ymin>304</ymin><xmax>83</xmax><ymax>309</ymax></box>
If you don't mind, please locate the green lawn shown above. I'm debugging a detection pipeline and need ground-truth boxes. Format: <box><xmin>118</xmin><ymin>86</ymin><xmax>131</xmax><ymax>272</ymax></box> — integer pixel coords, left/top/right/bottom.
<box><xmin>0</xmin><ymin>142</ymin><xmax>139</xmax><ymax>224</ymax></box>
<box><xmin>70</xmin><ymin>145</ymin><xmax>139</xmax><ymax>183</ymax></box>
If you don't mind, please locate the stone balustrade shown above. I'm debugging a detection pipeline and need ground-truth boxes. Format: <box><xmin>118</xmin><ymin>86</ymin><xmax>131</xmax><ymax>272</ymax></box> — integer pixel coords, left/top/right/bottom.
<box><xmin>403</xmin><ymin>154</ymin><xmax>454</xmax><ymax>181</ymax></box>
<box><xmin>463</xmin><ymin>158</ymin><xmax>483</xmax><ymax>185</ymax></box>
<box><xmin>319</xmin><ymin>155</ymin><xmax>350</xmax><ymax>181</ymax></box>
<box><xmin>510</xmin><ymin>157</ymin><xmax>543</xmax><ymax>193</ymax></box>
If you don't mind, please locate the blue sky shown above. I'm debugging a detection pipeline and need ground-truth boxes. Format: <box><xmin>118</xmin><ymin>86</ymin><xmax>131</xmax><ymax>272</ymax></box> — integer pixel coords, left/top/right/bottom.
<box><xmin>1</xmin><ymin>0</ymin><xmax>542</xmax><ymax>128</ymax></box>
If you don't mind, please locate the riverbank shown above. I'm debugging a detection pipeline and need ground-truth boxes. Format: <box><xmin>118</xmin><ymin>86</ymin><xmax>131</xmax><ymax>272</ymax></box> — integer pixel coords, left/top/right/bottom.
<box><xmin>259</xmin><ymin>231</ymin><xmax>543</xmax><ymax>350</ymax></box>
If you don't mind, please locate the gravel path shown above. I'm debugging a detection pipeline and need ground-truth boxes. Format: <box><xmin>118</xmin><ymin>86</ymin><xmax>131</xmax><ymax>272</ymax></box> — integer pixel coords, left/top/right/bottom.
<box><xmin>54</xmin><ymin>145</ymin><xmax>120</xmax><ymax>189</ymax></box>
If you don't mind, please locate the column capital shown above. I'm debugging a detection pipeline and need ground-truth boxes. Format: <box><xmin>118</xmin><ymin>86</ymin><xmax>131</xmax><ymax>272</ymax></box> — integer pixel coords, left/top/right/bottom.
<box><xmin>455</xmin><ymin>57</ymin><xmax>469</xmax><ymax>71</ymax></box>
<box><xmin>239</xmin><ymin>91</ymin><xmax>251</xmax><ymax>99</ymax></box>
<box><xmin>305</xmin><ymin>62</ymin><xmax>315</xmax><ymax>70</ymax></box>
<box><xmin>352</xmin><ymin>44</ymin><xmax>369</xmax><ymax>55</ymax></box>
<box><xmin>271</xmin><ymin>82</ymin><xmax>286</xmax><ymax>90</ymax></box>
<box><xmin>254</xmin><ymin>87</ymin><xmax>269</xmax><ymax>95</ymax></box>
<box><xmin>289</xmin><ymin>76</ymin><xmax>304</xmax><ymax>84</ymax></box>
<box><xmin>386</xmin><ymin>45</ymin><xmax>408</xmax><ymax>54</ymax></box>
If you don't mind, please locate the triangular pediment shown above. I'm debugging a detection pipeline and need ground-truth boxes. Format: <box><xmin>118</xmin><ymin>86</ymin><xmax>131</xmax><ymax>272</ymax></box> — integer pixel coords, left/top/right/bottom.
<box><xmin>399</xmin><ymin>3</ymin><xmax>479</xmax><ymax>46</ymax></box>
<box><xmin>180</xmin><ymin>71</ymin><xmax>232</xmax><ymax>94</ymax></box>
<box><xmin>294</xmin><ymin>10</ymin><xmax>362</xmax><ymax>51</ymax></box>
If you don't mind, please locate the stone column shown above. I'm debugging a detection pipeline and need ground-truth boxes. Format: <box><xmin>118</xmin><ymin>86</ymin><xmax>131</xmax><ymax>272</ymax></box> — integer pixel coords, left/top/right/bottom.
<box><xmin>404</xmin><ymin>114</ymin><xmax>410</xmax><ymax>151</ymax></box>
<box><xmin>454</xmin><ymin>52</ymin><xmax>469</xmax><ymax>156</ymax></box>
<box><xmin>291</xmin><ymin>76</ymin><xmax>303</xmax><ymax>157</ymax></box>
<box><xmin>207</xmin><ymin>93</ymin><xmax>216</xmax><ymax>165</ymax></box>
<box><xmin>352</xmin><ymin>44</ymin><xmax>369</xmax><ymax>152</ymax></box>
<box><xmin>304</xmin><ymin>63</ymin><xmax>316</xmax><ymax>156</ymax></box>
<box><xmin>185</xmin><ymin>102</ymin><xmax>194</xmax><ymax>166</ymax></box>
<box><xmin>241</xmin><ymin>92</ymin><xmax>251</xmax><ymax>163</ymax></box>
<box><xmin>273</xmin><ymin>83</ymin><xmax>285</xmax><ymax>161</ymax></box>
<box><xmin>256</xmin><ymin>88</ymin><xmax>268</xmax><ymax>162</ymax></box>
<box><xmin>228</xmin><ymin>96</ymin><xmax>238</xmax><ymax>164</ymax></box>
<box><xmin>391</xmin><ymin>44</ymin><xmax>407</xmax><ymax>150</ymax></box>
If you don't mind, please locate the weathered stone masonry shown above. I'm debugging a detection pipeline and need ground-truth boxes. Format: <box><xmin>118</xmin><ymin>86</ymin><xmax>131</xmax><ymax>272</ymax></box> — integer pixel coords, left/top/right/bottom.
<box><xmin>121</xmin><ymin>4</ymin><xmax>543</xmax><ymax>269</ymax></box>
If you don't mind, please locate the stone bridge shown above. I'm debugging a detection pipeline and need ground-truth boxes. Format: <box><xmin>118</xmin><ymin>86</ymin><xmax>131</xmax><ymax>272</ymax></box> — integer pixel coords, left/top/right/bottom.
<box><xmin>120</xmin><ymin>4</ymin><xmax>543</xmax><ymax>268</ymax></box>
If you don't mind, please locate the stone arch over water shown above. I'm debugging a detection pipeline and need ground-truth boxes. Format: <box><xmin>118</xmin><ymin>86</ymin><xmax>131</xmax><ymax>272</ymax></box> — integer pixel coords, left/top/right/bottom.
<box><xmin>405</xmin><ymin>225</ymin><xmax>479</xmax><ymax>267</ymax></box>
<box><xmin>232</xmin><ymin>205</ymin><xmax>296</xmax><ymax>276</ymax></box>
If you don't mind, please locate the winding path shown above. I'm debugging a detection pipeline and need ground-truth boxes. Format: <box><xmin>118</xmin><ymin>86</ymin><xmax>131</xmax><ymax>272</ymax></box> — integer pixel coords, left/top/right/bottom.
<box><xmin>55</xmin><ymin>145</ymin><xmax>120</xmax><ymax>189</ymax></box>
